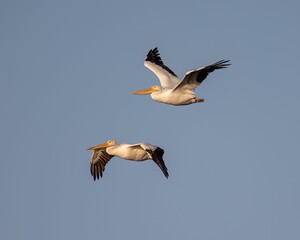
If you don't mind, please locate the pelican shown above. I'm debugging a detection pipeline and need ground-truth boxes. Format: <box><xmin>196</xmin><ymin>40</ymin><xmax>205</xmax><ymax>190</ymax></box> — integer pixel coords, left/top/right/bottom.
<box><xmin>87</xmin><ymin>140</ymin><xmax>169</xmax><ymax>180</ymax></box>
<box><xmin>132</xmin><ymin>47</ymin><xmax>231</xmax><ymax>106</ymax></box>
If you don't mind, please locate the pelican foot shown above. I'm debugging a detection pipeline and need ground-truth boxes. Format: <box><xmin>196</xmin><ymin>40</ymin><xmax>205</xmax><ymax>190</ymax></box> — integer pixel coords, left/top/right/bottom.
<box><xmin>195</xmin><ymin>98</ymin><xmax>204</xmax><ymax>103</ymax></box>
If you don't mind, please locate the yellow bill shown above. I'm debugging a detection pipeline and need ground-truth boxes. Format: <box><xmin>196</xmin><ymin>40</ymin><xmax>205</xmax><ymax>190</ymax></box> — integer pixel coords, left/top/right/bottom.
<box><xmin>87</xmin><ymin>142</ymin><xmax>111</xmax><ymax>150</ymax></box>
<box><xmin>132</xmin><ymin>86</ymin><xmax>159</xmax><ymax>95</ymax></box>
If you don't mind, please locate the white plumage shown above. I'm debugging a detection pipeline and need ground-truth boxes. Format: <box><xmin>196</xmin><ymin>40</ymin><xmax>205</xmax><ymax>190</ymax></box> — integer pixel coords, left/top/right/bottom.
<box><xmin>132</xmin><ymin>47</ymin><xmax>231</xmax><ymax>106</ymax></box>
<box><xmin>87</xmin><ymin>140</ymin><xmax>169</xmax><ymax>180</ymax></box>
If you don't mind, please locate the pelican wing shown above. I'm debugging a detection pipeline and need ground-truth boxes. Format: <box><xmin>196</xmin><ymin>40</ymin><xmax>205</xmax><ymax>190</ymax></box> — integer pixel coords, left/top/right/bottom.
<box><xmin>173</xmin><ymin>59</ymin><xmax>230</xmax><ymax>92</ymax></box>
<box><xmin>128</xmin><ymin>143</ymin><xmax>169</xmax><ymax>178</ymax></box>
<box><xmin>144</xmin><ymin>47</ymin><xmax>180</xmax><ymax>88</ymax></box>
<box><xmin>90</xmin><ymin>150</ymin><xmax>114</xmax><ymax>180</ymax></box>
<box><xmin>146</xmin><ymin>147</ymin><xmax>169</xmax><ymax>179</ymax></box>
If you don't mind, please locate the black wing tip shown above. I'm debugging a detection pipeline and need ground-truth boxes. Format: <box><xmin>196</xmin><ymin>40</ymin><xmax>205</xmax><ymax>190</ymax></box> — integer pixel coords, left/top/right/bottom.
<box><xmin>161</xmin><ymin>165</ymin><xmax>169</xmax><ymax>179</ymax></box>
<box><xmin>151</xmin><ymin>147</ymin><xmax>169</xmax><ymax>179</ymax></box>
<box><xmin>90</xmin><ymin>150</ymin><xmax>113</xmax><ymax>182</ymax></box>
<box><xmin>90</xmin><ymin>163</ymin><xmax>103</xmax><ymax>181</ymax></box>
<box><xmin>145</xmin><ymin>47</ymin><xmax>162</xmax><ymax>63</ymax></box>
<box><xmin>213</xmin><ymin>59</ymin><xmax>231</xmax><ymax>68</ymax></box>
<box><xmin>149</xmin><ymin>47</ymin><xmax>159</xmax><ymax>53</ymax></box>
<box><xmin>145</xmin><ymin>47</ymin><xmax>178</xmax><ymax>77</ymax></box>
<box><xmin>151</xmin><ymin>47</ymin><xmax>159</xmax><ymax>53</ymax></box>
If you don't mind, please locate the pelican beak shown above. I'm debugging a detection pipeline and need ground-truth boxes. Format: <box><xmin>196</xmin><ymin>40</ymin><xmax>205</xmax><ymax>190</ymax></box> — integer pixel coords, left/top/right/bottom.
<box><xmin>87</xmin><ymin>142</ymin><xmax>110</xmax><ymax>150</ymax></box>
<box><xmin>132</xmin><ymin>87</ymin><xmax>159</xmax><ymax>95</ymax></box>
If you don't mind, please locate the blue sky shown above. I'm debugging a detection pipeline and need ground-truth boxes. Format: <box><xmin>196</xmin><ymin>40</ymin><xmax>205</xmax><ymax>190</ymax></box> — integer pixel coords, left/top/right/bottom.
<box><xmin>1</xmin><ymin>0</ymin><xmax>300</xmax><ymax>239</ymax></box>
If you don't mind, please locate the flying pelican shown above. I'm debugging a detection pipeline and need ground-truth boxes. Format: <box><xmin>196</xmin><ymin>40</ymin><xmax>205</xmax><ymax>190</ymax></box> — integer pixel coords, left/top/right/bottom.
<box><xmin>87</xmin><ymin>140</ymin><xmax>169</xmax><ymax>180</ymax></box>
<box><xmin>132</xmin><ymin>47</ymin><xmax>231</xmax><ymax>106</ymax></box>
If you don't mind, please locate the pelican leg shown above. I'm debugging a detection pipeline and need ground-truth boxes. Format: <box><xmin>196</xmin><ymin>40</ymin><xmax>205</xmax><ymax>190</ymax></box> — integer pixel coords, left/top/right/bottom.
<box><xmin>193</xmin><ymin>98</ymin><xmax>204</xmax><ymax>103</ymax></box>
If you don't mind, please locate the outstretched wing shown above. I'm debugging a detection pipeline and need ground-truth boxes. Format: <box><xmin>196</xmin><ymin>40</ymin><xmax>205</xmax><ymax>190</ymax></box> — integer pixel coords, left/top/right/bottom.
<box><xmin>90</xmin><ymin>150</ymin><xmax>114</xmax><ymax>180</ymax></box>
<box><xmin>146</xmin><ymin>147</ymin><xmax>169</xmax><ymax>179</ymax></box>
<box><xmin>173</xmin><ymin>59</ymin><xmax>230</xmax><ymax>92</ymax></box>
<box><xmin>144</xmin><ymin>47</ymin><xmax>180</xmax><ymax>88</ymax></box>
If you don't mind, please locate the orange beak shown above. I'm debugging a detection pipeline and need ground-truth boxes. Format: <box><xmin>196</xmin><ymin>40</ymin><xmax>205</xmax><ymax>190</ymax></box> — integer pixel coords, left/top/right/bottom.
<box><xmin>132</xmin><ymin>87</ymin><xmax>159</xmax><ymax>95</ymax></box>
<box><xmin>87</xmin><ymin>142</ymin><xmax>110</xmax><ymax>150</ymax></box>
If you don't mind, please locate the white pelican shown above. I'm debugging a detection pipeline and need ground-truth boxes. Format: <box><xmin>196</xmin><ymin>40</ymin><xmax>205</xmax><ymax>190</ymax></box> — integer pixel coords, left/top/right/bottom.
<box><xmin>87</xmin><ymin>140</ymin><xmax>169</xmax><ymax>180</ymax></box>
<box><xmin>132</xmin><ymin>47</ymin><xmax>231</xmax><ymax>105</ymax></box>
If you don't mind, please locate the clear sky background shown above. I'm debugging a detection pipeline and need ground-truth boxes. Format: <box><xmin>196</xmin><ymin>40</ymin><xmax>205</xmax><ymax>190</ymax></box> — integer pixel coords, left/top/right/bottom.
<box><xmin>1</xmin><ymin>0</ymin><xmax>300</xmax><ymax>239</ymax></box>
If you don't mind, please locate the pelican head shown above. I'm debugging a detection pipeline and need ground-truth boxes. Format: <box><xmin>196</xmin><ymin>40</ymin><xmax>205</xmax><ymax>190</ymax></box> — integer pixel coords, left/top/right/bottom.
<box><xmin>132</xmin><ymin>85</ymin><xmax>161</xmax><ymax>95</ymax></box>
<box><xmin>87</xmin><ymin>139</ymin><xmax>118</xmax><ymax>150</ymax></box>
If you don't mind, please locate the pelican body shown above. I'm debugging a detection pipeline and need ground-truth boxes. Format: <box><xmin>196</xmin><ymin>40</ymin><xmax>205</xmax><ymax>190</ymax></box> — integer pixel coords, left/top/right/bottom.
<box><xmin>150</xmin><ymin>87</ymin><xmax>199</xmax><ymax>105</ymax></box>
<box><xmin>87</xmin><ymin>140</ymin><xmax>169</xmax><ymax>180</ymax></box>
<box><xmin>132</xmin><ymin>47</ymin><xmax>230</xmax><ymax>106</ymax></box>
